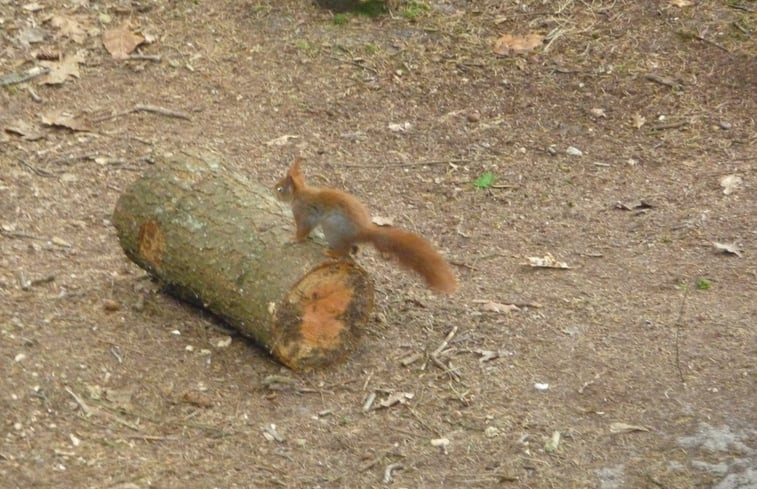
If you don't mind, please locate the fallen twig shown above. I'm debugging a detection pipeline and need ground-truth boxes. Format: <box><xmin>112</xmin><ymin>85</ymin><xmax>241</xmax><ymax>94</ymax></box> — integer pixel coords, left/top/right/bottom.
<box><xmin>49</xmin><ymin>153</ymin><xmax>98</xmax><ymax>166</ymax></box>
<box><xmin>0</xmin><ymin>66</ymin><xmax>50</xmax><ymax>87</ymax></box>
<box><xmin>329</xmin><ymin>55</ymin><xmax>378</xmax><ymax>75</ymax></box>
<box><xmin>91</xmin><ymin>109</ymin><xmax>133</xmax><ymax>123</ymax></box>
<box><xmin>0</xmin><ymin>228</ymin><xmax>45</xmax><ymax>241</ymax></box>
<box><xmin>133</xmin><ymin>104</ymin><xmax>191</xmax><ymax>120</ymax></box>
<box><xmin>127</xmin><ymin>54</ymin><xmax>162</xmax><ymax>62</ymax></box>
<box><xmin>92</xmin><ymin>104</ymin><xmax>191</xmax><ymax>123</ymax></box>
<box><xmin>400</xmin><ymin>352</ymin><xmax>423</xmax><ymax>366</ymax></box>
<box><xmin>449</xmin><ymin>259</ymin><xmax>476</xmax><ymax>271</ymax></box>
<box><xmin>645</xmin><ymin>73</ymin><xmax>683</xmax><ymax>91</ymax></box>
<box><xmin>64</xmin><ymin>387</ymin><xmax>95</xmax><ymax>417</ymax></box>
<box><xmin>732</xmin><ymin>21</ymin><xmax>750</xmax><ymax>35</ymax></box>
<box><xmin>728</xmin><ymin>3</ymin><xmax>754</xmax><ymax>13</ymax></box>
<box><xmin>693</xmin><ymin>33</ymin><xmax>730</xmax><ymax>53</ymax></box>
<box><xmin>649</xmin><ymin>120</ymin><xmax>690</xmax><ymax>131</ymax></box>
<box><xmin>673</xmin><ymin>284</ymin><xmax>690</xmax><ymax>383</ymax></box>
<box><xmin>339</xmin><ymin>158</ymin><xmax>498</xmax><ymax>168</ymax></box>
<box><xmin>383</xmin><ymin>462</ymin><xmax>403</xmax><ymax>484</ymax></box>
<box><xmin>430</xmin><ymin>326</ymin><xmax>462</xmax><ymax>380</ymax></box>
<box><xmin>29</xmin><ymin>274</ymin><xmax>56</xmax><ymax>288</ymax></box>
<box><xmin>491</xmin><ymin>300</ymin><xmax>541</xmax><ymax>309</ymax></box>
<box><xmin>431</xmin><ymin>355</ymin><xmax>461</xmax><ymax>380</ymax></box>
<box><xmin>17</xmin><ymin>158</ymin><xmax>55</xmax><ymax>177</ymax></box>
<box><xmin>65</xmin><ymin>387</ymin><xmax>141</xmax><ymax>431</ymax></box>
<box><xmin>362</xmin><ymin>391</ymin><xmax>376</xmax><ymax>412</ymax></box>
<box><xmin>123</xmin><ymin>434</ymin><xmax>178</xmax><ymax>441</ymax></box>
<box><xmin>432</xmin><ymin>326</ymin><xmax>458</xmax><ymax>357</ymax></box>
<box><xmin>28</xmin><ymin>87</ymin><xmax>42</xmax><ymax>103</ymax></box>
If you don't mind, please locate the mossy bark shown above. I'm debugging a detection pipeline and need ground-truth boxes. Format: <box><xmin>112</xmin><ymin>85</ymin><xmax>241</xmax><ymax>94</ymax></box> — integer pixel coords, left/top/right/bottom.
<box><xmin>111</xmin><ymin>151</ymin><xmax>374</xmax><ymax>369</ymax></box>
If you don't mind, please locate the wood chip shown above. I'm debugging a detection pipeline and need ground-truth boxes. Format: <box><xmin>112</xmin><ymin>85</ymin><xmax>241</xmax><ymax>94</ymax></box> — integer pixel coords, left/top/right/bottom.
<box><xmin>609</xmin><ymin>422</ymin><xmax>649</xmax><ymax>434</ymax></box>
<box><xmin>526</xmin><ymin>254</ymin><xmax>572</xmax><ymax>269</ymax></box>
<box><xmin>51</xmin><ymin>236</ymin><xmax>72</xmax><ymax>247</ymax></box>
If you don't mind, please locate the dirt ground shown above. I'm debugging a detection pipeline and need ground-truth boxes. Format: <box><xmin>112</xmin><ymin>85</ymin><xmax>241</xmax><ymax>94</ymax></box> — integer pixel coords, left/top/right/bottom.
<box><xmin>1</xmin><ymin>1</ymin><xmax>755</xmax><ymax>488</ymax></box>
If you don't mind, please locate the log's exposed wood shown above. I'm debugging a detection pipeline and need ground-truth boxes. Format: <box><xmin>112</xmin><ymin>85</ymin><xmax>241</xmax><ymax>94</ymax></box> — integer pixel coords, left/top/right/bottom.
<box><xmin>112</xmin><ymin>151</ymin><xmax>374</xmax><ymax>369</ymax></box>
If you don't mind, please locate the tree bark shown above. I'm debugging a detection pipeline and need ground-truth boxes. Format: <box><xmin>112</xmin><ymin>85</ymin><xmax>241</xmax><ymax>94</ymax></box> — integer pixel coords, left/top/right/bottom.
<box><xmin>111</xmin><ymin>151</ymin><xmax>374</xmax><ymax>370</ymax></box>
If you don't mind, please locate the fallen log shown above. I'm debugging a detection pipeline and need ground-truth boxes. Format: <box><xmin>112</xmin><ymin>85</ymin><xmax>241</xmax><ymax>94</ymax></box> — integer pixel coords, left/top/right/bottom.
<box><xmin>111</xmin><ymin>151</ymin><xmax>374</xmax><ymax>370</ymax></box>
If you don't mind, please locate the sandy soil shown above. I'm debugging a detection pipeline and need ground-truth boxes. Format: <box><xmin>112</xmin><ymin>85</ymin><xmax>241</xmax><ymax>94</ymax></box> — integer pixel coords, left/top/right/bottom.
<box><xmin>1</xmin><ymin>1</ymin><xmax>755</xmax><ymax>488</ymax></box>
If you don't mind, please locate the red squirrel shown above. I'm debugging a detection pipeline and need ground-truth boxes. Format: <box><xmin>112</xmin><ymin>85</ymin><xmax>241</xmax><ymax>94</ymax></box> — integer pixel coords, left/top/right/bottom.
<box><xmin>274</xmin><ymin>159</ymin><xmax>457</xmax><ymax>294</ymax></box>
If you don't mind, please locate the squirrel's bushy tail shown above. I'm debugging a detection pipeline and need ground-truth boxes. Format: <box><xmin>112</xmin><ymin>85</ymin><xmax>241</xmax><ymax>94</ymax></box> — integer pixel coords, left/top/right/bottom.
<box><xmin>362</xmin><ymin>226</ymin><xmax>457</xmax><ymax>294</ymax></box>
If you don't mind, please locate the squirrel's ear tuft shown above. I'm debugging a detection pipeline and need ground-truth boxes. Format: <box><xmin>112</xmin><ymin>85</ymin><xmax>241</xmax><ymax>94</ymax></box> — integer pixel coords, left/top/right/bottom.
<box><xmin>290</xmin><ymin>156</ymin><xmax>304</xmax><ymax>175</ymax></box>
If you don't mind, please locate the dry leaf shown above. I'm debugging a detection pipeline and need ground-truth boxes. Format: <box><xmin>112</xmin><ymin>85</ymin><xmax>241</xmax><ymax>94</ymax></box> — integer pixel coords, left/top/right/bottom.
<box><xmin>719</xmin><ymin>174</ymin><xmax>742</xmax><ymax>195</ymax></box>
<box><xmin>474</xmin><ymin>349</ymin><xmax>501</xmax><ymax>362</ymax></box>
<box><xmin>41</xmin><ymin>109</ymin><xmax>91</xmax><ymax>132</ymax></box>
<box><xmin>103</xmin><ymin>24</ymin><xmax>145</xmax><ymax>59</ymax></box>
<box><xmin>181</xmin><ymin>390</ymin><xmax>213</xmax><ymax>408</ymax></box>
<box><xmin>590</xmin><ymin>108</ymin><xmax>607</xmax><ymax>118</ymax></box>
<box><xmin>5</xmin><ymin>120</ymin><xmax>44</xmax><ymax>141</ymax></box>
<box><xmin>615</xmin><ymin>200</ymin><xmax>653</xmax><ymax>211</ymax></box>
<box><xmin>49</xmin><ymin>15</ymin><xmax>88</xmax><ymax>44</ymax></box>
<box><xmin>378</xmin><ymin>392</ymin><xmax>414</xmax><ymax>408</ymax></box>
<box><xmin>39</xmin><ymin>52</ymin><xmax>83</xmax><ymax>85</ymax></box>
<box><xmin>104</xmin><ymin>385</ymin><xmax>136</xmax><ymax>408</ymax></box>
<box><xmin>632</xmin><ymin>113</ymin><xmax>646</xmax><ymax>129</ymax></box>
<box><xmin>671</xmin><ymin>0</ymin><xmax>693</xmax><ymax>6</ymax></box>
<box><xmin>610</xmin><ymin>422</ymin><xmax>649</xmax><ymax>434</ymax></box>
<box><xmin>493</xmin><ymin>33</ymin><xmax>544</xmax><ymax>56</ymax></box>
<box><xmin>527</xmin><ymin>254</ymin><xmax>572</xmax><ymax>269</ymax></box>
<box><xmin>473</xmin><ymin>299</ymin><xmax>520</xmax><ymax>314</ymax></box>
<box><xmin>713</xmin><ymin>242</ymin><xmax>742</xmax><ymax>258</ymax></box>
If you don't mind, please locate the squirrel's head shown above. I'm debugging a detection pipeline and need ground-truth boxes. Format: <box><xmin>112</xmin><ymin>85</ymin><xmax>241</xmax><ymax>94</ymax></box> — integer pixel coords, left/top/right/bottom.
<box><xmin>274</xmin><ymin>157</ymin><xmax>305</xmax><ymax>202</ymax></box>
<box><xmin>274</xmin><ymin>176</ymin><xmax>293</xmax><ymax>202</ymax></box>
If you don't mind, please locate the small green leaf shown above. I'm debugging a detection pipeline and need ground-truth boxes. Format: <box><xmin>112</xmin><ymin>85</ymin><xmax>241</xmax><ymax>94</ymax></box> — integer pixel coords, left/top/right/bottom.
<box><xmin>696</xmin><ymin>278</ymin><xmax>712</xmax><ymax>290</ymax></box>
<box><xmin>474</xmin><ymin>171</ymin><xmax>495</xmax><ymax>189</ymax></box>
<box><xmin>402</xmin><ymin>1</ymin><xmax>430</xmax><ymax>20</ymax></box>
<box><xmin>293</xmin><ymin>39</ymin><xmax>311</xmax><ymax>51</ymax></box>
<box><xmin>332</xmin><ymin>13</ymin><xmax>348</xmax><ymax>25</ymax></box>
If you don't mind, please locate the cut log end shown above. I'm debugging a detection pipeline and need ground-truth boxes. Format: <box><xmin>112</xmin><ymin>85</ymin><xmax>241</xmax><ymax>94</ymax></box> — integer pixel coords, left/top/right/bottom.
<box><xmin>271</xmin><ymin>261</ymin><xmax>374</xmax><ymax>370</ymax></box>
<box><xmin>137</xmin><ymin>219</ymin><xmax>165</xmax><ymax>269</ymax></box>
